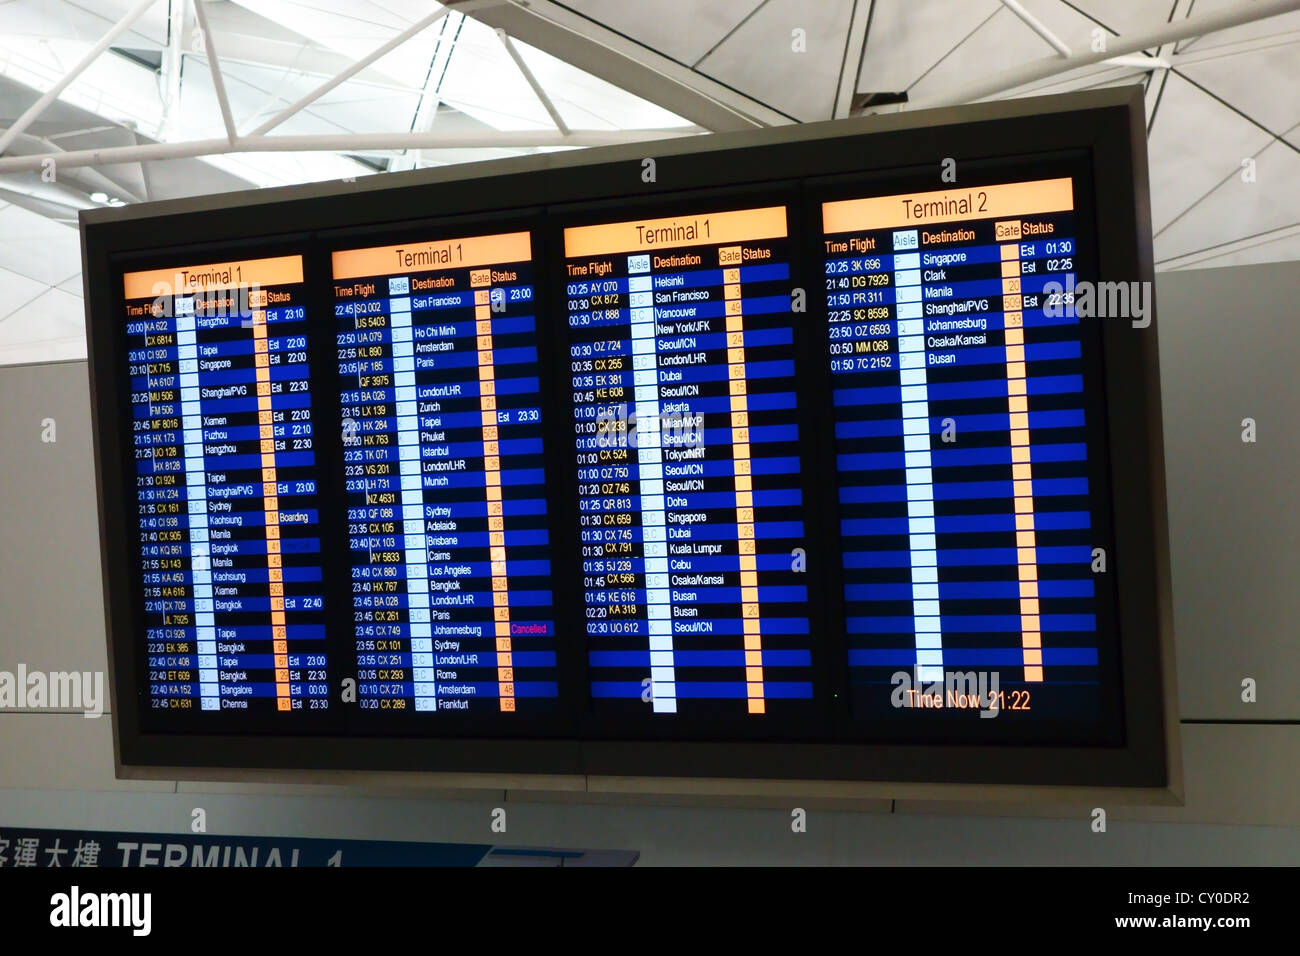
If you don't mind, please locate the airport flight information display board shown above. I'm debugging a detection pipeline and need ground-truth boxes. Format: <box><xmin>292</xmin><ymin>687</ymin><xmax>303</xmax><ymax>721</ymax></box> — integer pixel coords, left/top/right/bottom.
<box><xmin>125</xmin><ymin>255</ymin><xmax>330</xmax><ymax>717</ymax></box>
<box><xmin>86</xmin><ymin>90</ymin><xmax>1174</xmax><ymax>789</ymax></box>
<box><xmin>331</xmin><ymin>232</ymin><xmax>558</xmax><ymax>717</ymax></box>
<box><xmin>563</xmin><ymin>207</ymin><xmax>813</xmax><ymax>720</ymax></box>
<box><xmin>821</xmin><ymin>178</ymin><xmax>1117</xmax><ymax>736</ymax></box>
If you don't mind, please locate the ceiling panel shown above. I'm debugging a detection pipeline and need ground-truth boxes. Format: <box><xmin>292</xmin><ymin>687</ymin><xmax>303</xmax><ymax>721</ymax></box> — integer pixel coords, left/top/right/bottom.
<box><xmin>230</xmin><ymin>0</ymin><xmax>445</xmax><ymax>89</ymax></box>
<box><xmin>0</xmin><ymin>0</ymin><xmax>169</xmax><ymax>49</ymax></box>
<box><xmin>1145</xmin><ymin>71</ymin><xmax>1276</xmax><ymax>238</ymax></box>
<box><xmin>562</xmin><ymin>0</ymin><xmax>762</xmax><ymax>66</ymax></box>
<box><xmin>512</xmin><ymin>38</ymin><xmax>692</xmax><ymax>130</ymax></box>
<box><xmin>857</xmin><ymin>0</ymin><xmax>1000</xmax><ymax>94</ymax></box>
<box><xmin>694</xmin><ymin>0</ymin><xmax>854</xmax><ymax>121</ymax></box>
<box><xmin>1155</xmin><ymin>134</ymin><xmax>1300</xmax><ymax>263</ymax></box>
<box><xmin>0</xmin><ymin>262</ymin><xmax>49</xmax><ymax>312</ymax></box>
<box><xmin>906</xmin><ymin>7</ymin><xmax>1053</xmax><ymax>103</ymax></box>
<box><xmin>1176</xmin><ymin>44</ymin><xmax>1300</xmax><ymax>144</ymax></box>
<box><xmin>0</xmin><ymin>204</ymin><xmax>80</xmax><ymax>286</ymax></box>
<box><xmin>1064</xmin><ymin>0</ymin><xmax>1182</xmax><ymax>37</ymax></box>
<box><xmin>1172</xmin><ymin>1</ymin><xmax>1300</xmax><ymax>54</ymax></box>
<box><xmin>0</xmin><ymin>286</ymin><xmax>86</xmax><ymax>365</ymax></box>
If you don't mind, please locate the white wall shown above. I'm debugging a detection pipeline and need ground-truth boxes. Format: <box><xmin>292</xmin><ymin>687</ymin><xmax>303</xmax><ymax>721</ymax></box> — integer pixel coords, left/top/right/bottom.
<box><xmin>1</xmin><ymin>262</ymin><xmax>1297</xmax><ymax>864</ymax></box>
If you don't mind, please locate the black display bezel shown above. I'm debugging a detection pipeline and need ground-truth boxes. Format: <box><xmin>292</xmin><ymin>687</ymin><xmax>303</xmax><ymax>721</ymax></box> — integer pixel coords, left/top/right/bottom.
<box><xmin>82</xmin><ymin>89</ymin><xmax>1173</xmax><ymax>788</ymax></box>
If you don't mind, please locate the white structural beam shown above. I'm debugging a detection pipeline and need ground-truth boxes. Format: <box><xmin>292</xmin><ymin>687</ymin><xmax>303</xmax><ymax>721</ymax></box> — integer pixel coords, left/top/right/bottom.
<box><xmin>5</xmin><ymin>131</ymin><xmax>144</xmax><ymax>204</ymax></box>
<box><xmin>983</xmin><ymin>62</ymin><xmax>1141</xmax><ymax>102</ymax></box>
<box><xmin>191</xmin><ymin>0</ymin><xmax>237</xmax><ymax>143</ymax></box>
<box><xmin>1166</xmin><ymin>26</ymin><xmax>1300</xmax><ymax>65</ymax></box>
<box><xmin>0</xmin><ymin>127</ymin><xmax>707</xmax><ymax>175</ymax></box>
<box><xmin>1109</xmin><ymin>54</ymin><xmax>1169</xmax><ymax>70</ymax></box>
<box><xmin>996</xmin><ymin>0</ymin><xmax>1170</xmax><ymax>84</ymax></box>
<box><xmin>1000</xmin><ymin>0</ymin><xmax>1072</xmax><ymax>56</ymax></box>
<box><xmin>495</xmin><ymin>28</ymin><xmax>569</xmax><ymax>135</ymax></box>
<box><xmin>910</xmin><ymin>0</ymin><xmax>1300</xmax><ymax>108</ymax></box>
<box><xmin>248</xmin><ymin>1</ymin><xmax>498</xmax><ymax>137</ymax></box>
<box><xmin>468</xmin><ymin>0</ymin><xmax>792</xmax><ymax>129</ymax></box>
<box><xmin>158</xmin><ymin>0</ymin><xmax>186</xmax><ymax>140</ymax></box>
<box><xmin>0</xmin><ymin>0</ymin><xmax>160</xmax><ymax>155</ymax></box>
<box><xmin>834</xmin><ymin>0</ymin><xmax>875</xmax><ymax>119</ymax></box>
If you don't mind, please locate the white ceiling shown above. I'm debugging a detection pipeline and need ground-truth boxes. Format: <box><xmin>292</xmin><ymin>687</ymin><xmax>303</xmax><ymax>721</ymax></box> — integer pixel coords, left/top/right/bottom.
<box><xmin>0</xmin><ymin>0</ymin><xmax>1296</xmax><ymax>365</ymax></box>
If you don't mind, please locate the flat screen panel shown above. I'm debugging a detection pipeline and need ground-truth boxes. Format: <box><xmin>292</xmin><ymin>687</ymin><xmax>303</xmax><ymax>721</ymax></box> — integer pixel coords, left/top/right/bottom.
<box><xmin>331</xmin><ymin>231</ymin><xmax>560</xmax><ymax>719</ymax></box>
<box><xmin>124</xmin><ymin>254</ymin><xmax>333</xmax><ymax>723</ymax></box>
<box><xmin>562</xmin><ymin>204</ymin><xmax>815</xmax><ymax>721</ymax></box>
<box><xmin>819</xmin><ymin>167</ymin><xmax>1123</xmax><ymax>744</ymax></box>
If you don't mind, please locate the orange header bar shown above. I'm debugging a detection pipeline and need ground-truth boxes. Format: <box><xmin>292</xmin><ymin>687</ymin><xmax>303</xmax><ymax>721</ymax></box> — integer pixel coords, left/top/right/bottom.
<box><xmin>332</xmin><ymin>231</ymin><xmax>531</xmax><ymax>280</ymax></box>
<box><xmin>565</xmin><ymin>206</ymin><xmax>787</xmax><ymax>258</ymax></box>
<box><xmin>823</xmin><ymin>178</ymin><xmax>1073</xmax><ymax>234</ymax></box>
<box><xmin>123</xmin><ymin>255</ymin><xmax>303</xmax><ymax>300</ymax></box>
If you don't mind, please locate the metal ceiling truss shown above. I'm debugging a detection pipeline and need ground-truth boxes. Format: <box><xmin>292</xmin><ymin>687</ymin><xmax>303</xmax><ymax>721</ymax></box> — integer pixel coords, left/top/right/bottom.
<box><xmin>0</xmin><ymin>0</ymin><xmax>1296</xmax><ymax>182</ymax></box>
<box><xmin>0</xmin><ymin>0</ymin><xmax>708</xmax><ymax>177</ymax></box>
